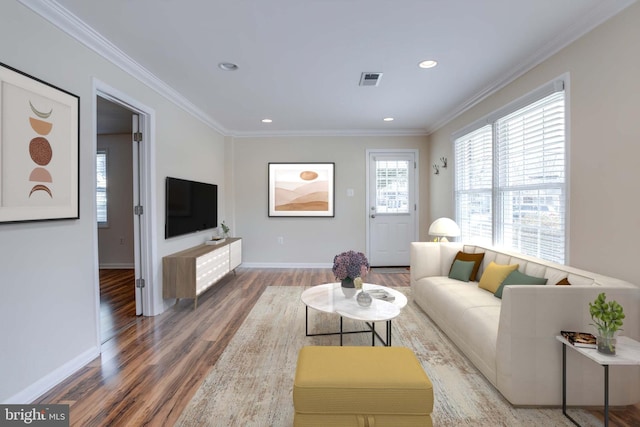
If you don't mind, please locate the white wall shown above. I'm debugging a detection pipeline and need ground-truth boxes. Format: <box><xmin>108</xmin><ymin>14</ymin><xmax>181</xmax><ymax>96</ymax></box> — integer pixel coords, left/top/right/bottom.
<box><xmin>428</xmin><ymin>2</ymin><xmax>640</xmax><ymax>283</ymax></box>
<box><xmin>232</xmin><ymin>135</ymin><xmax>429</xmax><ymax>266</ymax></box>
<box><xmin>0</xmin><ymin>1</ymin><xmax>225</xmax><ymax>402</ymax></box>
<box><xmin>97</xmin><ymin>134</ymin><xmax>134</xmax><ymax>268</ymax></box>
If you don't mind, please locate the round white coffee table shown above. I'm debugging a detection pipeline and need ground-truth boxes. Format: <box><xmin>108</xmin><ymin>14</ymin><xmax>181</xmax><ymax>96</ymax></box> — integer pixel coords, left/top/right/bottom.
<box><xmin>301</xmin><ymin>282</ymin><xmax>407</xmax><ymax>346</ymax></box>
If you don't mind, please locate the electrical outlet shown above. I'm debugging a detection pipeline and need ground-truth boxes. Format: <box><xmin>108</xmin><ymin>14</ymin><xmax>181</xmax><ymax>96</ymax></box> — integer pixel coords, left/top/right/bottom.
<box><xmin>277</xmin><ymin>236</ymin><xmax>284</xmax><ymax>244</ymax></box>
<box><xmin>119</xmin><ymin>237</ymin><xmax>125</xmax><ymax>245</ymax></box>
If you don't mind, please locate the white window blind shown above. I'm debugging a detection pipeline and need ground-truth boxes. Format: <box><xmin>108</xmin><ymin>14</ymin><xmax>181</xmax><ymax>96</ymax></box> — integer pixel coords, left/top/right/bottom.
<box><xmin>454</xmin><ymin>125</ymin><xmax>493</xmax><ymax>245</ymax></box>
<box><xmin>97</xmin><ymin>150</ymin><xmax>108</xmax><ymax>225</ymax></box>
<box><xmin>454</xmin><ymin>79</ymin><xmax>566</xmax><ymax>263</ymax></box>
<box><xmin>496</xmin><ymin>91</ymin><xmax>565</xmax><ymax>263</ymax></box>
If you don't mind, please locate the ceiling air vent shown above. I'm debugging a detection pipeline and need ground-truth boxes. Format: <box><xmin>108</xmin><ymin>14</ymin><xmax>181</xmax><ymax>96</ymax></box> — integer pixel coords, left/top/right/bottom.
<box><xmin>359</xmin><ymin>72</ymin><xmax>383</xmax><ymax>87</ymax></box>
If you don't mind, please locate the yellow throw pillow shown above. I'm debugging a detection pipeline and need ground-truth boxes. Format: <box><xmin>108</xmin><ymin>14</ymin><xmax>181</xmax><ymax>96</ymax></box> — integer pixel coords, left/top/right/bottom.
<box><xmin>478</xmin><ymin>261</ymin><xmax>519</xmax><ymax>293</ymax></box>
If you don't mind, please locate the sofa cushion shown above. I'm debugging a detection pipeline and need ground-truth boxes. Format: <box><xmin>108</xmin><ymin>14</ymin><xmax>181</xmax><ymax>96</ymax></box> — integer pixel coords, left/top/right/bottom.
<box><xmin>567</xmin><ymin>273</ymin><xmax>595</xmax><ymax>286</ymax></box>
<box><xmin>449</xmin><ymin>259</ymin><xmax>475</xmax><ymax>282</ymax></box>
<box><xmin>450</xmin><ymin>251</ymin><xmax>485</xmax><ymax>281</ymax></box>
<box><xmin>479</xmin><ymin>262</ymin><xmax>519</xmax><ymax>293</ymax></box>
<box><xmin>494</xmin><ymin>270</ymin><xmax>548</xmax><ymax>298</ymax></box>
<box><xmin>555</xmin><ymin>277</ymin><xmax>571</xmax><ymax>286</ymax></box>
<box><xmin>440</xmin><ymin>244</ymin><xmax>463</xmax><ymax>275</ymax></box>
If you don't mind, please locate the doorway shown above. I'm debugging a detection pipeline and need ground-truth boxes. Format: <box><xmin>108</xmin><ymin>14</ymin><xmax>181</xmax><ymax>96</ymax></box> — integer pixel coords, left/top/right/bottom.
<box><xmin>94</xmin><ymin>84</ymin><xmax>155</xmax><ymax>347</ymax></box>
<box><xmin>366</xmin><ymin>149</ymin><xmax>419</xmax><ymax>266</ymax></box>
<box><xmin>97</xmin><ymin>96</ymin><xmax>137</xmax><ymax>342</ymax></box>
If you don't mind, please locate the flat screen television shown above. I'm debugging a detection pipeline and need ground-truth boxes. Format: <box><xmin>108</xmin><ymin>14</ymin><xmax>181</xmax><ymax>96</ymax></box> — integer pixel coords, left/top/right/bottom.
<box><xmin>165</xmin><ymin>177</ymin><xmax>218</xmax><ymax>238</ymax></box>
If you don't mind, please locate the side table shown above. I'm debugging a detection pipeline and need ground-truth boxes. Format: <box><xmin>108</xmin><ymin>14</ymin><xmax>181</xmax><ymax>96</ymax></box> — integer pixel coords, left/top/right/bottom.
<box><xmin>556</xmin><ymin>335</ymin><xmax>640</xmax><ymax>427</ymax></box>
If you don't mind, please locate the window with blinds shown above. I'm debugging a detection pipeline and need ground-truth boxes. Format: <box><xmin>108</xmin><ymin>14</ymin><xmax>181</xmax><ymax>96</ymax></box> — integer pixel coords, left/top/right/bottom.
<box><xmin>97</xmin><ymin>150</ymin><xmax>108</xmax><ymax>226</ymax></box>
<box><xmin>455</xmin><ymin>125</ymin><xmax>493</xmax><ymax>245</ymax></box>
<box><xmin>454</xmin><ymin>80</ymin><xmax>566</xmax><ymax>263</ymax></box>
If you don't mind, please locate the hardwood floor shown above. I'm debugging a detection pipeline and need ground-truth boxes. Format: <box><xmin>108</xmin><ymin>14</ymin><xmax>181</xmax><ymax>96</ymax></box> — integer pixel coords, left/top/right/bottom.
<box><xmin>37</xmin><ymin>268</ymin><xmax>639</xmax><ymax>426</ymax></box>
<box><xmin>99</xmin><ymin>269</ymin><xmax>137</xmax><ymax>343</ymax></box>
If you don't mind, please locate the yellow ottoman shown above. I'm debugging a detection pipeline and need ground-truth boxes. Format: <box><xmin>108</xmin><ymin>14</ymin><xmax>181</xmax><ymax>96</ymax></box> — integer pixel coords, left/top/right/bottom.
<box><xmin>293</xmin><ymin>346</ymin><xmax>434</xmax><ymax>427</ymax></box>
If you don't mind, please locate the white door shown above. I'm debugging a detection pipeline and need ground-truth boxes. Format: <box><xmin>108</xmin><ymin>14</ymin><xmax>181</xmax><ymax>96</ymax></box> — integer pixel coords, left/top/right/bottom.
<box><xmin>367</xmin><ymin>150</ymin><xmax>418</xmax><ymax>266</ymax></box>
<box><xmin>132</xmin><ymin>114</ymin><xmax>144</xmax><ymax>315</ymax></box>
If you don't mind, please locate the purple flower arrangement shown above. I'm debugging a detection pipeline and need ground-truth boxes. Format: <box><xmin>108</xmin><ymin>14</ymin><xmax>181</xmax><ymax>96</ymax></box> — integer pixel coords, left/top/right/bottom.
<box><xmin>332</xmin><ymin>250</ymin><xmax>369</xmax><ymax>280</ymax></box>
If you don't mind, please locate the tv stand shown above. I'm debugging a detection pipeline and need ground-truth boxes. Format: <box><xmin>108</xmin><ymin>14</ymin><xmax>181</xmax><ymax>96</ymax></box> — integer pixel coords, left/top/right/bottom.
<box><xmin>162</xmin><ymin>237</ymin><xmax>242</xmax><ymax>309</ymax></box>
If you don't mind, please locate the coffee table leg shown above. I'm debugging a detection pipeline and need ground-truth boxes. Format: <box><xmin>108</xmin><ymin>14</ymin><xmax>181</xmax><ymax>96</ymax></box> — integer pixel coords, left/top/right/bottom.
<box><xmin>387</xmin><ymin>320</ymin><xmax>391</xmax><ymax>346</ymax></box>
<box><xmin>340</xmin><ymin>316</ymin><xmax>343</xmax><ymax>346</ymax></box>
<box><xmin>372</xmin><ymin>322</ymin><xmax>375</xmax><ymax>346</ymax></box>
<box><xmin>305</xmin><ymin>306</ymin><xmax>309</xmax><ymax>336</ymax></box>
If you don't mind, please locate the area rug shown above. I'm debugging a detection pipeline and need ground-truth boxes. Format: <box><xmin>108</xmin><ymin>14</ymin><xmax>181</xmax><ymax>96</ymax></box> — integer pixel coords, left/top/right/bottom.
<box><xmin>177</xmin><ymin>286</ymin><xmax>600</xmax><ymax>426</ymax></box>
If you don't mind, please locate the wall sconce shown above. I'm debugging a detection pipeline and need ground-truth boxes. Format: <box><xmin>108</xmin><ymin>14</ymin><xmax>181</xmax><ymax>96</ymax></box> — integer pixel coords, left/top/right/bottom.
<box><xmin>440</xmin><ymin>157</ymin><xmax>447</xmax><ymax>168</ymax></box>
<box><xmin>433</xmin><ymin>164</ymin><xmax>439</xmax><ymax>175</ymax></box>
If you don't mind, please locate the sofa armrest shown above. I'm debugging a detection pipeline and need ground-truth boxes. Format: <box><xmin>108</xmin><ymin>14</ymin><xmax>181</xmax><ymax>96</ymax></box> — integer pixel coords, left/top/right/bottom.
<box><xmin>496</xmin><ymin>285</ymin><xmax>640</xmax><ymax>405</ymax></box>
<box><xmin>410</xmin><ymin>242</ymin><xmax>441</xmax><ymax>284</ymax></box>
<box><xmin>410</xmin><ymin>242</ymin><xmax>464</xmax><ymax>286</ymax></box>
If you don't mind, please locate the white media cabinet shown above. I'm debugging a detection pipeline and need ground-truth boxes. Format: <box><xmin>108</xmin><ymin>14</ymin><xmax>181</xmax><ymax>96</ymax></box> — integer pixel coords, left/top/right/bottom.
<box><xmin>163</xmin><ymin>237</ymin><xmax>242</xmax><ymax>309</ymax></box>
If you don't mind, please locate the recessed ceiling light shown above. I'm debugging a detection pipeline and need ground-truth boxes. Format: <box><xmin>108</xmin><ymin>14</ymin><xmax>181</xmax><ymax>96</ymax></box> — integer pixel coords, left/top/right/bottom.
<box><xmin>261</xmin><ymin>118</ymin><xmax>273</xmax><ymax>123</ymax></box>
<box><xmin>218</xmin><ymin>62</ymin><xmax>239</xmax><ymax>71</ymax></box>
<box><xmin>383</xmin><ymin>117</ymin><xmax>394</xmax><ymax>122</ymax></box>
<box><xmin>418</xmin><ymin>60</ymin><xmax>438</xmax><ymax>69</ymax></box>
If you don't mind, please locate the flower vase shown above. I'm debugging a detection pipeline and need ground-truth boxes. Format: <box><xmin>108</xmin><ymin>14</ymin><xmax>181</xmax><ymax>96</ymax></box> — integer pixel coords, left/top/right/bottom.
<box><xmin>597</xmin><ymin>332</ymin><xmax>617</xmax><ymax>355</ymax></box>
<box><xmin>341</xmin><ymin>277</ymin><xmax>354</xmax><ymax>288</ymax></box>
<box><xmin>341</xmin><ymin>277</ymin><xmax>356</xmax><ymax>298</ymax></box>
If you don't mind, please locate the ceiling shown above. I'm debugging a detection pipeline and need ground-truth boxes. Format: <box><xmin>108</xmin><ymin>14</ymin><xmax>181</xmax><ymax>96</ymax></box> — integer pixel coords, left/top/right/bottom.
<box><xmin>47</xmin><ymin>0</ymin><xmax>634</xmax><ymax>136</ymax></box>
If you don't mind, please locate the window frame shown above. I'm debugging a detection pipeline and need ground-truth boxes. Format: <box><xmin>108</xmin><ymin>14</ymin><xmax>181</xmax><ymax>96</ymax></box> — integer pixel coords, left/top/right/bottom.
<box><xmin>453</xmin><ymin>76</ymin><xmax>568</xmax><ymax>263</ymax></box>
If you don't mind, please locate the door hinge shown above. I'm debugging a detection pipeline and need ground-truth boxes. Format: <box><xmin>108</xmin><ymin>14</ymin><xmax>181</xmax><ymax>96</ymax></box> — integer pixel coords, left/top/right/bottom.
<box><xmin>134</xmin><ymin>205</ymin><xmax>143</xmax><ymax>215</ymax></box>
<box><xmin>136</xmin><ymin>278</ymin><xmax>145</xmax><ymax>288</ymax></box>
<box><xmin>133</xmin><ymin>131</ymin><xmax>142</xmax><ymax>142</ymax></box>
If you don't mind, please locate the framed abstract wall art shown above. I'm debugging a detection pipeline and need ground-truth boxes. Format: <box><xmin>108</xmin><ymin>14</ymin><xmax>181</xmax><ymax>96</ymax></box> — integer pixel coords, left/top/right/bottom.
<box><xmin>268</xmin><ymin>162</ymin><xmax>335</xmax><ymax>217</ymax></box>
<box><xmin>0</xmin><ymin>62</ymin><xmax>79</xmax><ymax>223</ymax></box>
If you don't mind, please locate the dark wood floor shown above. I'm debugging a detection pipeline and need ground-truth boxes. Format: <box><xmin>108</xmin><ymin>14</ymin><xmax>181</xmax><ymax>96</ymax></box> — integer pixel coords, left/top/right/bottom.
<box><xmin>37</xmin><ymin>268</ymin><xmax>639</xmax><ymax>426</ymax></box>
<box><xmin>99</xmin><ymin>269</ymin><xmax>137</xmax><ymax>343</ymax></box>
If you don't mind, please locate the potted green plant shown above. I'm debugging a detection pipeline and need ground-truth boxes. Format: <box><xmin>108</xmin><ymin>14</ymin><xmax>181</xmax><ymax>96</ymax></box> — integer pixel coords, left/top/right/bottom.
<box><xmin>589</xmin><ymin>292</ymin><xmax>625</xmax><ymax>355</ymax></box>
<box><xmin>220</xmin><ymin>221</ymin><xmax>230</xmax><ymax>238</ymax></box>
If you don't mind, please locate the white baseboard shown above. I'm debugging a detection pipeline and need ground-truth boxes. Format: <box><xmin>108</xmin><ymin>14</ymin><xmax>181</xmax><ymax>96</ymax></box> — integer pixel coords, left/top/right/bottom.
<box><xmin>240</xmin><ymin>262</ymin><xmax>332</xmax><ymax>269</ymax></box>
<box><xmin>98</xmin><ymin>263</ymin><xmax>134</xmax><ymax>269</ymax></box>
<box><xmin>4</xmin><ymin>346</ymin><xmax>100</xmax><ymax>404</ymax></box>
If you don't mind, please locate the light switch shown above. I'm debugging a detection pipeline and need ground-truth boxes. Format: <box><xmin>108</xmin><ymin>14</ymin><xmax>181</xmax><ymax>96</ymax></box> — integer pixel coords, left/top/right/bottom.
<box><xmin>347</xmin><ymin>188</ymin><xmax>354</xmax><ymax>197</ymax></box>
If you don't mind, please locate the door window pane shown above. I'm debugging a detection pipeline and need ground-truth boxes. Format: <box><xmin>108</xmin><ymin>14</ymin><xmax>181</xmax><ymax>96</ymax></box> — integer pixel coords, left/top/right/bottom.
<box><xmin>375</xmin><ymin>160</ymin><xmax>409</xmax><ymax>214</ymax></box>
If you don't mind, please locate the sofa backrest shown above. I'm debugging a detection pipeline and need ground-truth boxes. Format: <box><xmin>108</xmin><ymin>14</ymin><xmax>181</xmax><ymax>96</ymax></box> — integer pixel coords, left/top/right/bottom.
<box><xmin>410</xmin><ymin>242</ymin><xmax>637</xmax><ymax>288</ymax></box>
<box><xmin>461</xmin><ymin>244</ymin><xmax>636</xmax><ymax>288</ymax></box>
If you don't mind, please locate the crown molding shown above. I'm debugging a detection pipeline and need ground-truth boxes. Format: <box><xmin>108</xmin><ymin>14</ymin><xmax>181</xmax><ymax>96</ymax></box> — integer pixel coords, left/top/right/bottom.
<box><xmin>426</xmin><ymin>0</ymin><xmax>636</xmax><ymax>135</ymax></box>
<box><xmin>230</xmin><ymin>128</ymin><xmax>429</xmax><ymax>138</ymax></box>
<box><xmin>17</xmin><ymin>0</ymin><xmax>228</xmax><ymax>135</ymax></box>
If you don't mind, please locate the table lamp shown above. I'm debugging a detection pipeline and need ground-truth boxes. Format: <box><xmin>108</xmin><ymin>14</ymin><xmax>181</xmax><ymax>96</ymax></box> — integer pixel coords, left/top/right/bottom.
<box><xmin>428</xmin><ymin>217</ymin><xmax>460</xmax><ymax>242</ymax></box>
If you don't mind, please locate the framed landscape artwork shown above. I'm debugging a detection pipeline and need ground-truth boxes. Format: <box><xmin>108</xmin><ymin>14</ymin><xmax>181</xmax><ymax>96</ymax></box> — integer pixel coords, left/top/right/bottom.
<box><xmin>268</xmin><ymin>162</ymin><xmax>335</xmax><ymax>217</ymax></box>
<box><xmin>0</xmin><ymin>62</ymin><xmax>79</xmax><ymax>223</ymax></box>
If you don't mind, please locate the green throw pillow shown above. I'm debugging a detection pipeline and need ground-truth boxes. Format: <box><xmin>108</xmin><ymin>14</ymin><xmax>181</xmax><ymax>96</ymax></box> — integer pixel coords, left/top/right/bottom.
<box><xmin>448</xmin><ymin>260</ymin><xmax>476</xmax><ymax>282</ymax></box>
<box><xmin>494</xmin><ymin>269</ymin><xmax>548</xmax><ymax>299</ymax></box>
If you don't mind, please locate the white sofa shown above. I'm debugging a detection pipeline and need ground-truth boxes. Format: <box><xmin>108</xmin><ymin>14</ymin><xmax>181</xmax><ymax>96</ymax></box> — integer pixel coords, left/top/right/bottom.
<box><xmin>410</xmin><ymin>242</ymin><xmax>640</xmax><ymax>406</ymax></box>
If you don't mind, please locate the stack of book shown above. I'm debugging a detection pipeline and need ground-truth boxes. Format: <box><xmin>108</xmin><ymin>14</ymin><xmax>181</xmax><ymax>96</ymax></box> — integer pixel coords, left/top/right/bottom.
<box><xmin>368</xmin><ymin>289</ymin><xmax>395</xmax><ymax>302</ymax></box>
<box><xmin>561</xmin><ymin>330</ymin><xmax>597</xmax><ymax>348</ymax></box>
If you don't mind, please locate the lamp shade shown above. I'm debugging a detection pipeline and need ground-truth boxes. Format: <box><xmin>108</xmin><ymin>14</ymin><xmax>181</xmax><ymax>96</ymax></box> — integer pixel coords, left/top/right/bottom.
<box><xmin>428</xmin><ymin>217</ymin><xmax>460</xmax><ymax>238</ymax></box>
